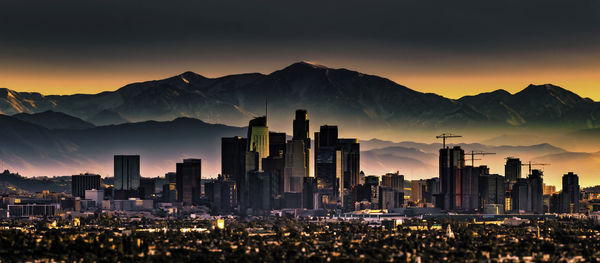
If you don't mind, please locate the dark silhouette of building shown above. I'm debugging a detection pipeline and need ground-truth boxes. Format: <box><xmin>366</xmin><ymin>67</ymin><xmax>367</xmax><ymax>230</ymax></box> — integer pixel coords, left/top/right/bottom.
<box><xmin>293</xmin><ymin>109</ymin><xmax>311</xmax><ymax>177</ymax></box>
<box><xmin>114</xmin><ymin>155</ymin><xmax>140</xmax><ymax>191</ymax></box>
<box><xmin>461</xmin><ymin>166</ymin><xmax>485</xmax><ymax>211</ymax></box>
<box><xmin>268</xmin><ymin>132</ymin><xmax>286</xmax><ymax>158</ymax></box>
<box><xmin>284</xmin><ymin>139</ymin><xmax>307</xmax><ymax>193</ymax></box>
<box><xmin>221</xmin><ymin>136</ymin><xmax>247</xmax><ymax>207</ymax></box>
<box><xmin>338</xmin><ymin>138</ymin><xmax>360</xmax><ymax>189</ymax></box>
<box><xmin>379</xmin><ymin>186</ymin><xmax>404</xmax><ymax>209</ymax></box>
<box><xmin>560</xmin><ymin>172</ymin><xmax>580</xmax><ymax>213</ymax></box>
<box><xmin>314</xmin><ymin>125</ymin><xmax>342</xmax><ymax>209</ymax></box>
<box><xmin>505</xmin><ymin>157</ymin><xmax>522</xmax><ymax>184</ymax></box>
<box><xmin>303</xmin><ymin>177</ymin><xmax>317</xmax><ymax>209</ymax></box>
<box><xmin>71</xmin><ymin>173</ymin><xmax>101</xmax><ymax>198</ymax></box>
<box><xmin>528</xmin><ymin>169</ymin><xmax>544</xmax><ymax>214</ymax></box>
<box><xmin>262</xmin><ymin>155</ymin><xmax>285</xmax><ymax>208</ymax></box>
<box><xmin>437</xmin><ymin>146</ymin><xmax>465</xmax><ymax>210</ymax></box>
<box><xmin>479</xmin><ymin>174</ymin><xmax>505</xmax><ymax>209</ymax></box>
<box><xmin>381</xmin><ymin>172</ymin><xmax>404</xmax><ymax>192</ymax></box>
<box><xmin>511</xmin><ymin>178</ymin><xmax>529</xmax><ymax>212</ymax></box>
<box><xmin>176</xmin><ymin>159</ymin><xmax>202</xmax><ymax>206</ymax></box>
<box><xmin>423</xmin><ymin>178</ymin><xmax>440</xmax><ymax>205</ymax></box>
<box><xmin>139</xmin><ymin>177</ymin><xmax>156</xmax><ymax>199</ymax></box>
<box><xmin>205</xmin><ymin>175</ymin><xmax>237</xmax><ymax>214</ymax></box>
<box><xmin>248</xmin><ymin>171</ymin><xmax>272</xmax><ymax>212</ymax></box>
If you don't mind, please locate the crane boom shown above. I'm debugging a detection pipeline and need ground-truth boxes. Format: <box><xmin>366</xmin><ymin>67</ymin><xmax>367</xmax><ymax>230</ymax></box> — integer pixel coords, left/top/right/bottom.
<box><xmin>436</xmin><ymin>133</ymin><xmax>462</xmax><ymax>148</ymax></box>
<box><xmin>522</xmin><ymin>161</ymin><xmax>550</xmax><ymax>175</ymax></box>
<box><xmin>465</xmin><ymin>151</ymin><xmax>496</xmax><ymax>166</ymax></box>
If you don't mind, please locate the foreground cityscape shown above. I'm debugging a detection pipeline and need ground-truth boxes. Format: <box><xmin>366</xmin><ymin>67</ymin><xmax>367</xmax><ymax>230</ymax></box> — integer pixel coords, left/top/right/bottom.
<box><xmin>1</xmin><ymin>109</ymin><xmax>599</xmax><ymax>261</ymax></box>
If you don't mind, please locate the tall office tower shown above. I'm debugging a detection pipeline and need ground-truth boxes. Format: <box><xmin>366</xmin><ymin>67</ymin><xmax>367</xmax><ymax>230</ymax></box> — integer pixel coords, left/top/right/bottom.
<box><xmin>222</xmin><ymin>137</ymin><xmax>247</xmax><ymax>203</ymax></box>
<box><xmin>379</xmin><ymin>186</ymin><xmax>404</xmax><ymax>209</ymax></box>
<box><xmin>359</xmin><ymin>171</ymin><xmax>366</xmax><ymax>185</ymax></box>
<box><xmin>302</xmin><ymin>177</ymin><xmax>317</xmax><ymax>209</ymax></box>
<box><xmin>338</xmin><ymin>138</ymin><xmax>360</xmax><ymax>189</ymax></box>
<box><xmin>438</xmin><ymin>146</ymin><xmax>465</xmax><ymax>210</ymax></box>
<box><xmin>262</xmin><ymin>155</ymin><xmax>285</xmax><ymax>201</ymax></box>
<box><xmin>424</xmin><ymin>178</ymin><xmax>440</xmax><ymax>204</ymax></box>
<box><xmin>314</xmin><ymin>125</ymin><xmax>342</xmax><ymax>209</ymax></box>
<box><xmin>511</xmin><ymin>178</ymin><xmax>529</xmax><ymax>212</ymax></box>
<box><xmin>247</xmin><ymin>116</ymin><xmax>269</xmax><ymax>168</ymax></box>
<box><xmin>479</xmin><ymin>174</ymin><xmax>505</xmax><ymax>209</ymax></box>
<box><xmin>139</xmin><ymin>178</ymin><xmax>156</xmax><ymax>199</ymax></box>
<box><xmin>410</xmin><ymin>180</ymin><xmax>426</xmax><ymax>203</ymax></box>
<box><xmin>528</xmin><ymin>169</ymin><xmax>544</xmax><ymax>214</ymax></box>
<box><xmin>284</xmin><ymin>140</ymin><xmax>307</xmax><ymax>192</ymax></box>
<box><xmin>268</xmin><ymin>132</ymin><xmax>286</xmax><ymax>158</ymax></box>
<box><xmin>505</xmin><ymin>157</ymin><xmax>522</xmax><ymax>184</ymax></box>
<box><xmin>381</xmin><ymin>172</ymin><xmax>404</xmax><ymax>192</ymax></box>
<box><xmin>543</xmin><ymin>184</ymin><xmax>556</xmax><ymax>195</ymax></box>
<box><xmin>293</xmin><ymin>109</ymin><xmax>311</xmax><ymax>175</ymax></box>
<box><xmin>460</xmin><ymin>166</ymin><xmax>484</xmax><ymax>211</ymax></box>
<box><xmin>205</xmin><ymin>175</ymin><xmax>237</xmax><ymax>214</ymax></box>
<box><xmin>71</xmin><ymin>173</ymin><xmax>101</xmax><ymax>198</ymax></box>
<box><xmin>248</xmin><ymin>171</ymin><xmax>272</xmax><ymax>212</ymax></box>
<box><xmin>176</xmin><ymin>159</ymin><xmax>202</xmax><ymax>206</ymax></box>
<box><xmin>560</xmin><ymin>172</ymin><xmax>580</xmax><ymax>213</ymax></box>
<box><xmin>114</xmin><ymin>155</ymin><xmax>140</xmax><ymax>190</ymax></box>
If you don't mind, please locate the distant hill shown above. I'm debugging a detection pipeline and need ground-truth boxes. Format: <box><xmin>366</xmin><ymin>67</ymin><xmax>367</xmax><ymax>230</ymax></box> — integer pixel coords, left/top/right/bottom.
<box><xmin>0</xmin><ymin>170</ymin><xmax>70</xmax><ymax>193</ymax></box>
<box><xmin>1</xmin><ymin>62</ymin><xmax>598</xmax><ymax>139</ymax></box>
<box><xmin>12</xmin><ymin>110</ymin><xmax>95</xmax><ymax>130</ymax></box>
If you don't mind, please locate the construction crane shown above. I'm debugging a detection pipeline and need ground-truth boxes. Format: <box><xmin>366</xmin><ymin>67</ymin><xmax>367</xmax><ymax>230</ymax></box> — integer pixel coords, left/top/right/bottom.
<box><xmin>465</xmin><ymin>151</ymin><xmax>496</xmax><ymax>166</ymax></box>
<box><xmin>522</xmin><ymin>161</ymin><xmax>551</xmax><ymax>175</ymax></box>
<box><xmin>436</xmin><ymin>133</ymin><xmax>462</xmax><ymax>148</ymax></box>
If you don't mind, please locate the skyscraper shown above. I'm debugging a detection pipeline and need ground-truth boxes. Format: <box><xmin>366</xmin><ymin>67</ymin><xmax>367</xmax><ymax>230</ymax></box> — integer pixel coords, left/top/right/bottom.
<box><xmin>511</xmin><ymin>178</ymin><xmax>529</xmax><ymax>212</ymax></box>
<box><xmin>293</xmin><ymin>109</ymin><xmax>311</xmax><ymax>176</ymax></box>
<box><xmin>505</xmin><ymin>157</ymin><xmax>522</xmax><ymax>184</ymax></box>
<box><xmin>284</xmin><ymin>140</ymin><xmax>307</xmax><ymax>193</ymax></box>
<box><xmin>72</xmin><ymin>173</ymin><xmax>101</xmax><ymax>198</ymax></box>
<box><xmin>438</xmin><ymin>146</ymin><xmax>465</xmax><ymax>210</ymax></box>
<box><xmin>560</xmin><ymin>172</ymin><xmax>580</xmax><ymax>213</ymax></box>
<box><xmin>268</xmin><ymin>132</ymin><xmax>286</xmax><ymax>158</ymax></box>
<box><xmin>460</xmin><ymin>166</ymin><xmax>483</xmax><ymax>211</ymax></box>
<box><xmin>528</xmin><ymin>169</ymin><xmax>544</xmax><ymax>214</ymax></box>
<box><xmin>479</xmin><ymin>174</ymin><xmax>505</xmax><ymax>209</ymax></box>
<box><xmin>114</xmin><ymin>155</ymin><xmax>140</xmax><ymax>191</ymax></box>
<box><xmin>315</xmin><ymin>125</ymin><xmax>342</xmax><ymax>209</ymax></box>
<box><xmin>176</xmin><ymin>159</ymin><xmax>202</xmax><ymax>205</ymax></box>
<box><xmin>247</xmin><ymin>116</ymin><xmax>269</xmax><ymax>168</ymax></box>
<box><xmin>338</xmin><ymin>138</ymin><xmax>360</xmax><ymax>189</ymax></box>
<box><xmin>222</xmin><ymin>136</ymin><xmax>247</xmax><ymax>205</ymax></box>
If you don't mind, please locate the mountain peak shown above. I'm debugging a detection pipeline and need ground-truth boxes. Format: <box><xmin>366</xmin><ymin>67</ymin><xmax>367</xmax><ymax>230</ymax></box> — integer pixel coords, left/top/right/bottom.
<box><xmin>282</xmin><ymin>61</ymin><xmax>330</xmax><ymax>71</ymax></box>
<box><xmin>517</xmin><ymin>83</ymin><xmax>583</xmax><ymax>101</ymax></box>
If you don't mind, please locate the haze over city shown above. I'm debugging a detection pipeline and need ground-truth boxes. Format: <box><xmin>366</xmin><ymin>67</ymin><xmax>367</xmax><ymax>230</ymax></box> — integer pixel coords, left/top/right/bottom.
<box><xmin>1</xmin><ymin>0</ymin><xmax>600</xmax><ymax>262</ymax></box>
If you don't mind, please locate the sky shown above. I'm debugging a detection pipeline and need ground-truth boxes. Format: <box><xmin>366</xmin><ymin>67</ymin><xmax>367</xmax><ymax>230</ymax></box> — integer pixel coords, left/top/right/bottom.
<box><xmin>1</xmin><ymin>0</ymin><xmax>600</xmax><ymax>100</ymax></box>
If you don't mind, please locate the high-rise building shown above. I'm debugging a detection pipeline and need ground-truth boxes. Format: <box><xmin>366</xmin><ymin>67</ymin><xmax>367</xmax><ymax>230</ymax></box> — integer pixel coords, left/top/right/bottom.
<box><xmin>293</xmin><ymin>109</ymin><xmax>311</xmax><ymax>176</ymax></box>
<box><xmin>560</xmin><ymin>172</ymin><xmax>580</xmax><ymax>213</ymax></box>
<box><xmin>247</xmin><ymin>116</ymin><xmax>269</xmax><ymax>167</ymax></box>
<box><xmin>528</xmin><ymin>169</ymin><xmax>544</xmax><ymax>214</ymax></box>
<box><xmin>205</xmin><ymin>175</ymin><xmax>237</xmax><ymax>214</ymax></box>
<box><xmin>262</xmin><ymin>155</ymin><xmax>285</xmax><ymax>203</ymax></box>
<box><xmin>381</xmin><ymin>172</ymin><xmax>404</xmax><ymax>192</ymax></box>
<box><xmin>505</xmin><ymin>157</ymin><xmax>522</xmax><ymax>184</ymax></box>
<box><xmin>438</xmin><ymin>146</ymin><xmax>465</xmax><ymax>210</ymax></box>
<box><xmin>461</xmin><ymin>166</ymin><xmax>485</xmax><ymax>211</ymax></box>
<box><xmin>315</xmin><ymin>125</ymin><xmax>342</xmax><ymax>209</ymax></box>
<box><xmin>410</xmin><ymin>180</ymin><xmax>426</xmax><ymax>203</ymax></box>
<box><xmin>302</xmin><ymin>177</ymin><xmax>318</xmax><ymax>209</ymax></box>
<box><xmin>71</xmin><ymin>173</ymin><xmax>101</xmax><ymax>198</ymax></box>
<box><xmin>423</xmin><ymin>178</ymin><xmax>440</xmax><ymax>205</ymax></box>
<box><xmin>268</xmin><ymin>132</ymin><xmax>286</xmax><ymax>158</ymax></box>
<box><xmin>338</xmin><ymin>138</ymin><xmax>360</xmax><ymax>189</ymax></box>
<box><xmin>248</xmin><ymin>171</ymin><xmax>272</xmax><ymax>212</ymax></box>
<box><xmin>511</xmin><ymin>178</ymin><xmax>529</xmax><ymax>212</ymax></box>
<box><xmin>543</xmin><ymin>184</ymin><xmax>556</xmax><ymax>195</ymax></box>
<box><xmin>176</xmin><ymin>159</ymin><xmax>202</xmax><ymax>205</ymax></box>
<box><xmin>139</xmin><ymin>177</ymin><xmax>156</xmax><ymax>199</ymax></box>
<box><xmin>222</xmin><ymin>136</ymin><xmax>247</xmax><ymax>205</ymax></box>
<box><xmin>479</xmin><ymin>174</ymin><xmax>505</xmax><ymax>209</ymax></box>
<box><xmin>114</xmin><ymin>155</ymin><xmax>140</xmax><ymax>191</ymax></box>
<box><xmin>284</xmin><ymin>140</ymin><xmax>307</xmax><ymax>193</ymax></box>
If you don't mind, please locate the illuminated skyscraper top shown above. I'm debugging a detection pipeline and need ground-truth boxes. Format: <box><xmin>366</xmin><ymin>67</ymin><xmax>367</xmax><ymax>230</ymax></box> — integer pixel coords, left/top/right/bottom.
<box><xmin>247</xmin><ymin>116</ymin><xmax>269</xmax><ymax>163</ymax></box>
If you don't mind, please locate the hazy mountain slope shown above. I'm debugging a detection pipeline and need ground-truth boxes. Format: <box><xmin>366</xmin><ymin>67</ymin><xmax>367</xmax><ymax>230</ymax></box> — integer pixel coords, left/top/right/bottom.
<box><xmin>2</xmin><ymin>63</ymin><xmax>598</xmax><ymax>139</ymax></box>
<box><xmin>12</xmin><ymin>110</ymin><xmax>95</xmax><ymax>130</ymax></box>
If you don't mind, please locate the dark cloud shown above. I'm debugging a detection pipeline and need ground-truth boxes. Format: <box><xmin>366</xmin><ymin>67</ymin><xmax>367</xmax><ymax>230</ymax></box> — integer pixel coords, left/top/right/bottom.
<box><xmin>1</xmin><ymin>0</ymin><xmax>599</xmax><ymax>53</ymax></box>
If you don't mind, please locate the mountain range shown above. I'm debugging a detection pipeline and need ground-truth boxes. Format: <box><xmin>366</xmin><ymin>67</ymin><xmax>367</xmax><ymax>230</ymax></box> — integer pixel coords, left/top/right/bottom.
<box><xmin>1</xmin><ymin>62</ymin><xmax>599</xmax><ymax>142</ymax></box>
<box><xmin>0</xmin><ymin>112</ymin><xmax>598</xmax><ymax>187</ymax></box>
